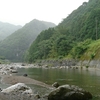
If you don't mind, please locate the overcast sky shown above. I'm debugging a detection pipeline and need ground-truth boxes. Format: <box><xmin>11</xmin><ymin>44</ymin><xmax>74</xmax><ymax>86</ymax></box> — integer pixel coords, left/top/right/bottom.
<box><xmin>0</xmin><ymin>0</ymin><xmax>89</xmax><ymax>26</ymax></box>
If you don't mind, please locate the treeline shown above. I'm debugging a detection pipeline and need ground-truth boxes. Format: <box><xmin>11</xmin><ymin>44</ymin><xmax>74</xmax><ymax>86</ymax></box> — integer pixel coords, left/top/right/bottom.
<box><xmin>26</xmin><ymin>0</ymin><xmax>100</xmax><ymax>63</ymax></box>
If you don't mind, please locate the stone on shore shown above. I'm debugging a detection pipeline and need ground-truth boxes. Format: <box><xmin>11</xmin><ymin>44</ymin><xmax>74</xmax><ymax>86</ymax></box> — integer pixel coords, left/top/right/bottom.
<box><xmin>0</xmin><ymin>83</ymin><xmax>42</xmax><ymax>100</ymax></box>
<box><xmin>48</xmin><ymin>84</ymin><xmax>92</xmax><ymax>100</ymax></box>
<box><xmin>10</xmin><ymin>69</ymin><xmax>18</xmax><ymax>73</ymax></box>
<box><xmin>52</xmin><ymin>82</ymin><xmax>60</xmax><ymax>88</ymax></box>
<box><xmin>23</xmin><ymin>74</ymin><xmax>28</xmax><ymax>77</ymax></box>
<box><xmin>1</xmin><ymin>83</ymin><xmax>33</xmax><ymax>94</ymax></box>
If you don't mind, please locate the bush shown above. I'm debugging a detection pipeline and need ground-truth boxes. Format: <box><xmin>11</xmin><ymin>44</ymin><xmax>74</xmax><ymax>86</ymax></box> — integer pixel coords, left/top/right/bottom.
<box><xmin>70</xmin><ymin>39</ymin><xmax>93</xmax><ymax>59</ymax></box>
<box><xmin>86</xmin><ymin>65</ymin><xmax>89</xmax><ymax>68</ymax></box>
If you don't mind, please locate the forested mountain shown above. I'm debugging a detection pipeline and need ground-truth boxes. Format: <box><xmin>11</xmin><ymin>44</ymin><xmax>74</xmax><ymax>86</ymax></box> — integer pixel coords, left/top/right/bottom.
<box><xmin>0</xmin><ymin>19</ymin><xmax>56</xmax><ymax>62</ymax></box>
<box><xmin>0</xmin><ymin>21</ymin><xmax>22</xmax><ymax>41</ymax></box>
<box><xmin>27</xmin><ymin>0</ymin><xmax>100</xmax><ymax>62</ymax></box>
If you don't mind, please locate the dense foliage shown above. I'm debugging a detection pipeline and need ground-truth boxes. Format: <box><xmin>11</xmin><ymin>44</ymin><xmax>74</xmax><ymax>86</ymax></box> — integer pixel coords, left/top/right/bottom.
<box><xmin>70</xmin><ymin>39</ymin><xmax>93</xmax><ymax>59</ymax></box>
<box><xmin>27</xmin><ymin>0</ymin><xmax>100</xmax><ymax>63</ymax></box>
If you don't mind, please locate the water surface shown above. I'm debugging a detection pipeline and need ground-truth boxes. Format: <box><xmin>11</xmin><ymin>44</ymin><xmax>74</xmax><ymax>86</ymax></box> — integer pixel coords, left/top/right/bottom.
<box><xmin>17</xmin><ymin>67</ymin><xmax>100</xmax><ymax>100</ymax></box>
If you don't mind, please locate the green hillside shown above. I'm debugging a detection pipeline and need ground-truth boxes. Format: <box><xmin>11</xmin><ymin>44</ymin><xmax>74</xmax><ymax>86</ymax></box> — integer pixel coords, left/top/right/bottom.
<box><xmin>69</xmin><ymin>39</ymin><xmax>100</xmax><ymax>61</ymax></box>
<box><xmin>81</xmin><ymin>39</ymin><xmax>100</xmax><ymax>60</ymax></box>
<box><xmin>0</xmin><ymin>21</ymin><xmax>22</xmax><ymax>41</ymax></box>
<box><xmin>27</xmin><ymin>0</ymin><xmax>100</xmax><ymax>63</ymax></box>
<box><xmin>0</xmin><ymin>19</ymin><xmax>56</xmax><ymax>62</ymax></box>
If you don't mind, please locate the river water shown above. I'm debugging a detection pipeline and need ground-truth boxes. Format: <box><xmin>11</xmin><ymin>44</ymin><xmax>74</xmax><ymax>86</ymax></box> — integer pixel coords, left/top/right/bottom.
<box><xmin>17</xmin><ymin>67</ymin><xmax>100</xmax><ymax>100</ymax></box>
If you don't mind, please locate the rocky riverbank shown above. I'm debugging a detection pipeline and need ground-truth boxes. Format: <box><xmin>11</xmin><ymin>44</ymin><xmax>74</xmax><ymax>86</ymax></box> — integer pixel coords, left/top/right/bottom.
<box><xmin>0</xmin><ymin>82</ymin><xmax>93</xmax><ymax>100</ymax></box>
<box><xmin>0</xmin><ymin>63</ymin><xmax>93</xmax><ymax>100</ymax></box>
<box><xmin>34</xmin><ymin>59</ymin><xmax>100</xmax><ymax>69</ymax></box>
<box><xmin>0</xmin><ymin>63</ymin><xmax>53</xmax><ymax>100</ymax></box>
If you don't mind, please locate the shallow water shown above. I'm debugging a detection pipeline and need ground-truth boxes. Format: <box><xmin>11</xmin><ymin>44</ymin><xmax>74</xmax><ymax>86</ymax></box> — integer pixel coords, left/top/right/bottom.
<box><xmin>17</xmin><ymin>67</ymin><xmax>100</xmax><ymax>100</ymax></box>
<box><xmin>0</xmin><ymin>77</ymin><xmax>11</xmax><ymax>90</ymax></box>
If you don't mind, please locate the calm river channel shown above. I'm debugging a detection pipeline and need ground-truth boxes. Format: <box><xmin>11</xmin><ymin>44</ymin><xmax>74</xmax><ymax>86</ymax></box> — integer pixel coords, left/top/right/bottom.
<box><xmin>17</xmin><ymin>67</ymin><xmax>100</xmax><ymax>100</ymax></box>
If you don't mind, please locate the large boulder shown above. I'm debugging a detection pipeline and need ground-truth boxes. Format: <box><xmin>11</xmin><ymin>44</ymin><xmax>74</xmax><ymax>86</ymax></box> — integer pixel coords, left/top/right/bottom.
<box><xmin>1</xmin><ymin>83</ymin><xmax>33</xmax><ymax>94</ymax></box>
<box><xmin>0</xmin><ymin>83</ymin><xmax>42</xmax><ymax>100</ymax></box>
<box><xmin>48</xmin><ymin>84</ymin><xmax>92</xmax><ymax>100</ymax></box>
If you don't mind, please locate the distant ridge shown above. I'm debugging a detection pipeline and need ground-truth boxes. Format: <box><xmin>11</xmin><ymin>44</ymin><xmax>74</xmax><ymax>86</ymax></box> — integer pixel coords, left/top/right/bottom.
<box><xmin>0</xmin><ymin>19</ymin><xmax>56</xmax><ymax>62</ymax></box>
<box><xmin>0</xmin><ymin>21</ymin><xmax>22</xmax><ymax>41</ymax></box>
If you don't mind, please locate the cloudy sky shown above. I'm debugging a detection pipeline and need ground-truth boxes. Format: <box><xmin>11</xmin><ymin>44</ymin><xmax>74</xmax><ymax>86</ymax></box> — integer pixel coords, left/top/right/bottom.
<box><xmin>0</xmin><ymin>0</ymin><xmax>89</xmax><ymax>26</ymax></box>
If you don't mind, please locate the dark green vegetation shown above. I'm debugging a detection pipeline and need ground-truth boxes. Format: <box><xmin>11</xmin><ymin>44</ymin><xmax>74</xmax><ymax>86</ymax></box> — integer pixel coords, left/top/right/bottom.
<box><xmin>0</xmin><ymin>19</ymin><xmax>55</xmax><ymax>62</ymax></box>
<box><xmin>0</xmin><ymin>21</ymin><xmax>22</xmax><ymax>41</ymax></box>
<box><xmin>0</xmin><ymin>56</ymin><xmax>10</xmax><ymax>64</ymax></box>
<box><xmin>81</xmin><ymin>39</ymin><xmax>100</xmax><ymax>60</ymax></box>
<box><xmin>27</xmin><ymin>0</ymin><xmax>100</xmax><ymax>63</ymax></box>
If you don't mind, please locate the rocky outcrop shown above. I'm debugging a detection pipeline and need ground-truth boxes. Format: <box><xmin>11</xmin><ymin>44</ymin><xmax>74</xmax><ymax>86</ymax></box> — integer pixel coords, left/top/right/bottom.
<box><xmin>48</xmin><ymin>84</ymin><xmax>92</xmax><ymax>100</ymax></box>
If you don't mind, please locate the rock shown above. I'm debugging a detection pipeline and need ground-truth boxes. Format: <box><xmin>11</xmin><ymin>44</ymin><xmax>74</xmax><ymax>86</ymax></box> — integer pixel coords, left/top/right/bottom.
<box><xmin>2</xmin><ymin>71</ymin><xmax>7</xmax><ymax>75</ymax></box>
<box><xmin>44</xmin><ymin>65</ymin><xmax>48</xmax><ymax>68</ymax></box>
<box><xmin>23</xmin><ymin>74</ymin><xmax>28</xmax><ymax>77</ymax></box>
<box><xmin>48</xmin><ymin>84</ymin><xmax>92</xmax><ymax>100</ymax></box>
<box><xmin>10</xmin><ymin>66</ymin><xmax>14</xmax><ymax>69</ymax></box>
<box><xmin>0</xmin><ymin>83</ymin><xmax>43</xmax><ymax>100</ymax></box>
<box><xmin>34</xmin><ymin>94</ymin><xmax>40</xmax><ymax>99</ymax></box>
<box><xmin>52</xmin><ymin>82</ymin><xmax>60</xmax><ymax>88</ymax></box>
<box><xmin>11</xmin><ymin>70</ymin><xmax>18</xmax><ymax>73</ymax></box>
<box><xmin>0</xmin><ymin>88</ymin><xmax>2</xmax><ymax>91</ymax></box>
<box><xmin>1</xmin><ymin>83</ymin><xmax>33</xmax><ymax>95</ymax></box>
<box><xmin>22</xmin><ymin>63</ymin><xmax>26</xmax><ymax>66</ymax></box>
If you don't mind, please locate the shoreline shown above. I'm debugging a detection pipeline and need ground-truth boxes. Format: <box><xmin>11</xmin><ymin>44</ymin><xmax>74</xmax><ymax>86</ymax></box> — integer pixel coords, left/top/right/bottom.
<box><xmin>0</xmin><ymin>63</ymin><xmax>55</xmax><ymax>100</ymax></box>
<box><xmin>0</xmin><ymin>63</ymin><xmax>100</xmax><ymax>87</ymax></box>
<box><xmin>0</xmin><ymin>63</ymin><xmax>94</xmax><ymax>100</ymax></box>
<box><xmin>1</xmin><ymin>75</ymin><xmax>53</xmax><ymax>89</ymax></box>
<box><xmin>0</xmin><ymin>63</ymin><xmax>55</xmax><ymax>90</ymax></box>
<box><xmin>0</xmin><ymin>63</ymin><xmax>100</xmax><ymax>86</ymax></box>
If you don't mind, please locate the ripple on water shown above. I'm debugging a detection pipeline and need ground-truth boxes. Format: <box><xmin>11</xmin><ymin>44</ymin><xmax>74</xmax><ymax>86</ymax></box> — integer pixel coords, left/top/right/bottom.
<box><xmin>56</xmin><ymin>78</ymin><xmax>73</xmax><ymax>81</ymax></box>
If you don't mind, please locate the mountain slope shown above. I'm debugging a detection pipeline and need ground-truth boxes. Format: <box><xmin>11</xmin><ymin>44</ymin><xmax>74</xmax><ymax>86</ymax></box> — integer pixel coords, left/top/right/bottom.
<box><xmin>58</xmin><ymin>0</ymin><xmax>100</xmax><ymax>41</ymax></box>
<box><xmin>27</xmin><ymin>0</ymin><xmax>100</xmax><ymax>62</ymax></box>
<box><xmin>80</xmin><ymin>39</ymin><xmax>100</xmax><ymax>60</ymax></box>
<box><xmin>0</xmin><ymin>21</ymin><xmax>22</xmax><ymax>41</ymax></box>
<box><xmin>0</xmin><ymin>19</ymin><xmax>56</xmax><ymax>62</ymax></box>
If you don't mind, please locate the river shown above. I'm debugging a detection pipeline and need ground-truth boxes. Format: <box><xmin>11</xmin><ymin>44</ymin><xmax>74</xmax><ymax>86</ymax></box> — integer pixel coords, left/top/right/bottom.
<box><xmin>16</xmin><ymin>67</ymin><xmax>100</xmax><ymax>100</ymax></box>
